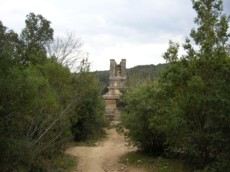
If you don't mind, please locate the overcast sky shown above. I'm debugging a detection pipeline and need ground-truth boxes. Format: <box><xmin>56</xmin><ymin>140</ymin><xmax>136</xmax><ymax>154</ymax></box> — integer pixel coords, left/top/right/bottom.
<box><xmin>1</xmin><ymin>0</ymin><xmax>230</xmax><ymax>71</ymax></box>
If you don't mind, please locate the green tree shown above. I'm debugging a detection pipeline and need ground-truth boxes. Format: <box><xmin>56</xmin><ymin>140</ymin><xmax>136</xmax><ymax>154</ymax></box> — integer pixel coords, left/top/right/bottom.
<box><xmin>0</xmin><ymin>63</ymin><xmax>75</xmax><ymax>171</ymax></box>
<box><xmin>20</xmin><ymin>12</ymin><xmax>53</xmax><ymax>64</ymax></box>
<box><xmin>163</xmin><ymin>40</ymin><xmax>179</xmax><ymax>62</ymax></box>
<box><xmin>122</xmin><ymin>82</ymin><xmax>169</xmax><ymax>154</ymax></box>
<box><xmin>121</xmin><ymin>0</ymin><xmax>229</xmax><ymax>170</ymax></box>
<box><xmin>71</xmin><ymin>71</ymin><xmax>105</xmax><ymax>141</ymax></box>
<box><xmin>0</xmin><ymin>13</ymin><xmax>106</xmax><ymax>171</ymax></box>
<box><xmin>161</xmin><ymin>0</ymin><xmax>230</xmax><ymax>169</ymax></box>
<box><xmin>0</xmin><ymin>18</ymin><xmax>73</xmax><ymax>171</ymax></box>
<box><xmin>0</xmin><ymin>21</ymin><xmax>22</xmax><ymax>74</ymax></box>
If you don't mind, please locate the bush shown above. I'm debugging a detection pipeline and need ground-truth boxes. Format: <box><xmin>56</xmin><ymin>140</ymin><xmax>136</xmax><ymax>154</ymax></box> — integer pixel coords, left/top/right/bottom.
<box><xmin>122</xmin><ymin>82</ymin><xmax>168</xmax><ymax>154</ymax></box>
<box><xmin>71</xmin><ymin>72</ymin><xmax>105</xmax><ymax>141</ymax></box>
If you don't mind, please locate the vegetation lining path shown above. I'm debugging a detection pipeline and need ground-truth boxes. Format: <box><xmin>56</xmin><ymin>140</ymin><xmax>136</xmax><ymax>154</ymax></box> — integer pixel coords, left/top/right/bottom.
<box><xmin>66</xmin><ymin>128</ymin><xmax>146</xmax><ymax>172</ymax></box>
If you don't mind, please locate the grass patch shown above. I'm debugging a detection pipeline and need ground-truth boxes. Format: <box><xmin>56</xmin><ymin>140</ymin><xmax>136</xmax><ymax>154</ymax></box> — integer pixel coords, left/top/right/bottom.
<box><xmin>119</xmin><ymin>151</ymin><xmax>193</xmax><ymax>172</ymax></box>
<box><xmin>48</xmin><ymin>154</ymin><xmax>77</xmax><ymax>172</ymax></box>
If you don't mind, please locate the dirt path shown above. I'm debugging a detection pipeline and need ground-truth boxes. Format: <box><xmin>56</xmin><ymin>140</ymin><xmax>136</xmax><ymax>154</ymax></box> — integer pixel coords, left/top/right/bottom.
<box><xmin>66</xmin><ymin>128</ymin><xmax>146</xmax><ymax>172</ymax></box>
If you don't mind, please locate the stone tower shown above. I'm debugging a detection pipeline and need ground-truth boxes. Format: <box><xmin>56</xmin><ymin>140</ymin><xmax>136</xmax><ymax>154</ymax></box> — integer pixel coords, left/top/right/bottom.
<box><xmin>103</xmin><ymin>59</ymin><xmax>127</xmax><ymax>121</ymax></box>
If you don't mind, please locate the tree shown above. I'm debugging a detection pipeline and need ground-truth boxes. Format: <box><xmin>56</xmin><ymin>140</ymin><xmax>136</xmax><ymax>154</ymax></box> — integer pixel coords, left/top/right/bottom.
<box><xmin>0</xmin><ymin>13</ymin><xmax>106</xmax><ymax>171</ymax></box>
<box><xmin>20</xmin><ymin>12</ymin><xmax>54</xmax><ymax>64</ymax></box>
<box><xmin>122</xmin><ymin>82</ymin><xmax>168</xmax><ymax>154</ymax></box>
<box><xmin>121</xmin><ymin>0</ymin><xmax>229</xmax><ymax>170</ymax></box>
<box><xmin>0</xmin><ymin>17</ymin><xmax>73</xmax><ymax>171</ymax></box>
<box><xmin>47</xmin><ymin>32</ymin><xmax>85</xmax><ymax>70</ymax></box>
<box><xmin>187</xmin><ymin>0</ymin><xmax>229</xmax><ymax>60</ymax></box>
<box><xmin>163</xmin><ymin>40</ymin><xmax>179</xmax><ymax>63</ymax></box>
<box><xmin>161</xmin><ymin>0</ymin><xmax>230</xmax><ymax>169</ymax></box>
<box><xmin>71</xmin><ymin>71</ymin><xmax>105</xmax><ymax>141</ymax></box>
<box><xmin>0</xmin><ymin>21</ymin><xmax>22</xmax><ymax>74</ymax></box>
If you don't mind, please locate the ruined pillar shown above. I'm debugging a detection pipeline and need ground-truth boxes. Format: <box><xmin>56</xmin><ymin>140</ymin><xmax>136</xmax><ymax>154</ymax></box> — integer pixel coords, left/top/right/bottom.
<box><xmin>103</xmin><ymin>59</ymin><xmax>127</xmax><ymax>121</ymax></box>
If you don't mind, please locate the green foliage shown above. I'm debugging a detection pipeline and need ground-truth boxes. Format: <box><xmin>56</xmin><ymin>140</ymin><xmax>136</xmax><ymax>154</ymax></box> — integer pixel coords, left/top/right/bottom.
<box><xmin>162</xmin><ymin>57</ymin><xmax>230</xmax><ymax>169</ymax></box>
<box><xmin>44</xmin><ymin>154</ymin><xmax>77</xmax><ymax>172</ymax></box>
<box><xmin>0</xmin><ymin>14</ymin><xmax>105</xmax><ymax>171</ymax></box>
<box><xmin>190</xmin><ymin>0</ymin><xmax>229</xmax><ymax>57</ymax></box>
<box><xmin>160</xmin><ymin>0</ymin><xmax>230</xmax><ymax>169</ymax></box>
<box><xmin>119</xmin><ymin>151</ymin><xmax>192</xmax><ymax>172</ymax></box>
<box><xmin>20</xmin><ymin>12</ymin><xmax>54</xmax><ymax>65</ymax></box>
<box><xmin>121</xmin><ymin>0</ymin><xmax>230</xmax><ymax>171</ymax></box>
<box><xmin>0</xmin><ymin>63</ymin><xmax>73</xmax><ymax>171</ymax></box>
<box><xmin>163</xmin><ymin>40</ymin><xmax>179</xmax><ymax>63</ymax></box>
<box><xmin>122</xmin><ymin>82</ymin><xmax>168</xmax><ymax>154</ymax></box>
<box><xmin>21</xmin><ymin>12</ymin><xmax>53</xmax><ymax>48</ymax></box>
<box><xmin>71</xmin><ymin>72</ymin><xmax>105</xmax><ymax>141</ymax></box>
<box><xmin>40</xmin><ymin>58</ymin><xmax>74</xmax><ymax>107</ymax></box>
<box><xmin>0</xmin><ymin>21</ymin><xmax>22</xmax><ymax>74</ymax></box>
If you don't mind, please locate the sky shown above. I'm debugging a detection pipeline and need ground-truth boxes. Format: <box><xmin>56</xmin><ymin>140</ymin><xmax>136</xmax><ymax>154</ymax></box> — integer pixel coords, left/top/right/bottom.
<box><xmin>0</xmin><ymin>0</ymin><xmax>230</xmax><ymax>71</ymax></box>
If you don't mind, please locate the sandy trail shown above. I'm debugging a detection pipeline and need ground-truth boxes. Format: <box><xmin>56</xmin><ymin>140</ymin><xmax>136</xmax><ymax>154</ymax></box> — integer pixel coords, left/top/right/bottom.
<box><xmin>66</xmin><ymin>128</ymin><xmax>146</xmax><ymax>172</ymax></box>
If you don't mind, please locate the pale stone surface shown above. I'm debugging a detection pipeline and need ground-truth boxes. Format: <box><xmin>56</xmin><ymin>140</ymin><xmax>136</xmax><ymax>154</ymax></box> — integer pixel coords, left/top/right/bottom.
<box><xmin>103</xmin><ymin>59</ymin><xmax>127</xmax><ymax>121</ymax></box>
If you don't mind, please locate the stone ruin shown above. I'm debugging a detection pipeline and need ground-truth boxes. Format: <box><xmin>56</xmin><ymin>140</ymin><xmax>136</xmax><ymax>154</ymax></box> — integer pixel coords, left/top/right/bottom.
<box><xmin>103</xmin><ymin>59</ymin><xmax>127</xmax><ymax>121</ymax></box>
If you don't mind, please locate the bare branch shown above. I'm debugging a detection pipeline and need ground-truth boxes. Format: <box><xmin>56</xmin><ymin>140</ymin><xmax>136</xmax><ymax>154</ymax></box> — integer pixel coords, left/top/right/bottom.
<box><xmin>47</xmin><ymin>32</ymin><xmax>85</xmax><ymax>71</ymax></box>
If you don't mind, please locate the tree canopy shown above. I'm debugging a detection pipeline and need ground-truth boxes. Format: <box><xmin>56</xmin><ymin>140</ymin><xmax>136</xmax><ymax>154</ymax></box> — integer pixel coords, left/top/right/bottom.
<box><xmin>122</xmin><ymin>0</ymin><xmax>230</xmax><ymax>171</ymax></box>
<box><xmin>0</xmin><ymin>13</ymin><xmax>105</xmax><ymax>171</ymax></box>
